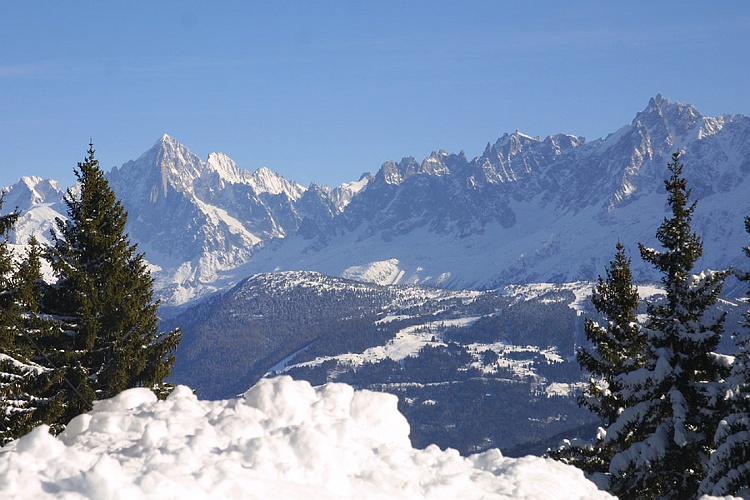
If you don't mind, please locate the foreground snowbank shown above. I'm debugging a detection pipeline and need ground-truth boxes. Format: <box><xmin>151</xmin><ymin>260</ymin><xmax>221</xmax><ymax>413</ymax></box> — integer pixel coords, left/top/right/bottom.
<box><xmin>0</xmin><ymin>376</ymin><xmax>611</xmax><ymax>499</ymax></box>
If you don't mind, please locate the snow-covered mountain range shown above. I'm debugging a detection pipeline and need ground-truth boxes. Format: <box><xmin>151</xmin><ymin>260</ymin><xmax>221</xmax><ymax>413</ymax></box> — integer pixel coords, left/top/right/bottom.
<box><xmin>3</xmin><ymin>95</ymin><xmax>750</xmax><ymax>305</ymax></box>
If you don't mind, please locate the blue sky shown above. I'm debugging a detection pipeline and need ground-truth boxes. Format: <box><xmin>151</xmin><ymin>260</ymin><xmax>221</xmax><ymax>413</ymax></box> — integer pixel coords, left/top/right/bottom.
<box><xmin>1</xmin><ymin>1</ymin><xmax>749</xmax><ymax>191</ymax></box>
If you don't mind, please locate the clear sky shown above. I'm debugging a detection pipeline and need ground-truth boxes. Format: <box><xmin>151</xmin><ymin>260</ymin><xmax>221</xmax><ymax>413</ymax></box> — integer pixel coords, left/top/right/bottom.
<box><xmin>1</xmin><ymin>1</ymin><xmax>749</xmax><ymax>191</ymax></box>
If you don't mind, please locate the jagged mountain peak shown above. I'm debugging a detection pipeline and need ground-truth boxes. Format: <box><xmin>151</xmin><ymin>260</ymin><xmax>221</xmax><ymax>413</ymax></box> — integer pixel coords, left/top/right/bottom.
<box><xmin>248</xmin><ymin>166</ymin><xmax>305</xmax><ymax>199</ymax></box>
<box><xmin>492</xmin><ymin>130</ymin><xmax>541</xmax><ymax>157</ymax></box>
<box><xmin>109</xmin><ymin>134</ymin><xmax>205</xmax><ymax>201</ymax></box>
<box><xmin>148</xmin><ymin>134</ymin><xmax>201</xmax><ymax>169</ymax></box>
<box><xmin>375</xmin><ymin>129</ymin><xmax>587</xmax><ymax>191</ymax></box>
<box><xmin>482</xmin><ymin>132</ymin><xmax>584</xmax><ymax>162</ymax></box>
<box><xmin>2</xmin><ymin>176</ymin><xmax>66</xmax><ymax>247</ymax></box>
<box><xmin>157</xmin><ymin>133</ymin><xmax>178</xmax><ymax>146</ymax></box>
<box><xmin>205</xmin><ymin>152</ymin><xmax>248</xmax><ymax>186</ymax></box>
<box><xmin>596</xmin><ymin>96</ymin><xmax>712</xmax><ymax>186</ymax></box>
<box><xmin>16</xmin><ymin>175</ymin><xmax>44</xmax><ymax>190</ymax></box>
<box><xmin>632</xmin><ymin>94</ymin><xmax>703</xmax><ymax>138</ymax></box>
<box><xmin>2</xmin><ymin>176</ymin><xmax>63</xmax><ymax>210</ymax></box>
<box><xmin>421</xmin><ymin>150</ymin><xmax>466</xmax><ymax>177</ymax></box>
<box><xmin>647</xmin><ymin>92</ymin><xmax>669</xmax><ymax>109</ymax></box>
<box><xmin>328</xmin><ymin>173</ymin><xmax>372</xmax><ymax>211</ymax></box>
<box><xmin>542</xmin><ymin>133</ymin><xmax>585</xmax><ymax>151</ymax></box>
<box><xmin>642</xmin><ymin>93</ymin><xmax>699</xmax><ymax>116</ymax></box>
<box><xmin>345</xmin><ymin>172</ymin><xmax>373</xmax><ymax>190</ymax></box>
<box><xmin>118</xmin><ymin>136</ymin><xmax>306</xmax><ymax>200</ymax></box>
<box><xmin>374</xmin><ymin>150</ymin><xmax>471</xmax><ymax>187</ymax></box>
<box><xmin>374</xmin><ymin>157</ymin><xmax>420</xmax><ymax>185</ymax></box>
<box><xmin>19</xmin><ymin>175</ymin><xmax>61</xmax><ymax>195</ymax></box>
<box><xmin>151</xmin><ymin>135</ymin><xmax>204</xmax><ymax>189</ymax></box>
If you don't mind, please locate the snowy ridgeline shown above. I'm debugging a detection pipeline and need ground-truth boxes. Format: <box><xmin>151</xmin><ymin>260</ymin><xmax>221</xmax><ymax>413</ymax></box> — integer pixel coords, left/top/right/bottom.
<box><xmin>0</xmin><ymin>376</ymin><xmax>613</xmax><ymax>500</ymax></box>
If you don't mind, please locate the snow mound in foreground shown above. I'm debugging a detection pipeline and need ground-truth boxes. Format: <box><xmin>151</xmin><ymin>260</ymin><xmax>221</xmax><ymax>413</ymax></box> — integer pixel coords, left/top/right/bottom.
<box><xmin>0</xmin><ymin>376</ymin><xmax>612</xmax><ymax>499</ymax></box>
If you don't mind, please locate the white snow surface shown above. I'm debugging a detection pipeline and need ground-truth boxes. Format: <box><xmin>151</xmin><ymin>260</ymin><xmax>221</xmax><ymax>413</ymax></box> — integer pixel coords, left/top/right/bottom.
<box><xmin>286</xmin><ymin>316</ymin><xmax>483</xmax><ymax>370</ymax></box>
<box><xmin>0</xmin><ymin>376</ymin><xmax>613</xmax><ymax>500</ymax></box>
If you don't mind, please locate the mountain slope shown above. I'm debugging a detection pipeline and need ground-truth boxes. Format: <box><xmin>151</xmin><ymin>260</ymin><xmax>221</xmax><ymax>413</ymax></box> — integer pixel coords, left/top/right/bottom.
<box><xmin>163</xmin><ymin>270</ymin><xmax>746</xmax><ymax>455</ymax></box>
<box><xmin>166</xmin><ymin>270</ymin><xmax>489</xmax><ymax>398</ymax></box>
<box><xmin>164</xmin><ymin>271</ymin><xmax>597</xmax><ymax>454</ymax></box>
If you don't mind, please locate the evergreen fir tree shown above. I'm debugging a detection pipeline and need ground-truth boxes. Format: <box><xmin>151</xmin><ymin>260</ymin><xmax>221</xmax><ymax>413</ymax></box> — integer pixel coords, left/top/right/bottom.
<box><xmin>45</xmin><ymin>143</ymin><xmax>180</xmax><ymax>424</ymax></box>
<box><xmin>606</xmin><ymin>152</ymin><xmax>728</xmax><ymax>499</ymax></box>
<box><xmin>14</xmin><ymin>235</ymin><xmax>44</xmax><ymax>313</ymax></box>
<box><xmin>0</xmin><ymin>201</ymin><xmax>60</xmax><ymax>443</ymax></box>
<box><xmin>552</xmin><ymin>242</ymin><xmax>647</xmax><ymax>475</ymax></box>
<box><xmin>579</xmin><ymin>242</ymin><xmax>647</xmax><ymax>426</ymax></box>
<box><xmin>0</xmin><ymin>194</ymin><xmax>17</xmax><ymax>282</ymax></box>
<box><xmin>700</xmin><ymin>216</ymin><xmax>750</xmax><ymax>496</ymax></box>
<box><xmin>15</xmin><ymin>236</ymin><xmax>70</xmax><ymax>432</ymax></box>
<box><xmin>0</xmin><ymin>194</ymin><xmax>31</xmax><ymax>444</ymax></box>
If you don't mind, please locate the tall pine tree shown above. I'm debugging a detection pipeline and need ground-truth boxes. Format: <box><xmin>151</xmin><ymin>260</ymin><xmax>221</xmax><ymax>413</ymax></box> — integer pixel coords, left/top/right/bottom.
<box><xmin>700</xmin><ymin>216</ymin><xmax>750</xmax><ymax>496</ymax></box>
<box><xmin>606</xmin><ymin>152</ymin><xmax>728</xmax><ymax>499</ymax></box>
<box><xmin>45</xmin><ymin>143</ymin><xmax>180</xmax><ymax>424</ymax></box>
<box><xmin>552</xmin><ymin>242</ymin><xmax>647</xmax><ymax>475</ymax></box>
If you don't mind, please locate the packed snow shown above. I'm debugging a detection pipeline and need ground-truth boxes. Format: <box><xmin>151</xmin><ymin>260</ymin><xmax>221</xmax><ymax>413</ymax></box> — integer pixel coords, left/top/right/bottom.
<box><xmin>0</xmin><ymin>376</ymin><xmax>613</xmax><ymax>499</ymax></box>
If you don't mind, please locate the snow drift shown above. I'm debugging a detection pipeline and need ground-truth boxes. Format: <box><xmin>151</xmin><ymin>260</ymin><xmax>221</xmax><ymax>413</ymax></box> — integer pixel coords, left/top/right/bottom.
<box><xmin>0</xmin><ymin>376</ymin><xmax>612</xmax><ymax>499</ymax></box>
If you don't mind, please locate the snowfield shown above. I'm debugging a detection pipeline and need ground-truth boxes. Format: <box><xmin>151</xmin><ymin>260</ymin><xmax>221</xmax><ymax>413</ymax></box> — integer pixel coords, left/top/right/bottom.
<box><xmin>0</xmin><ymin>376</ymin><xmax>613</xmax><ymax>499</ymax></box>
